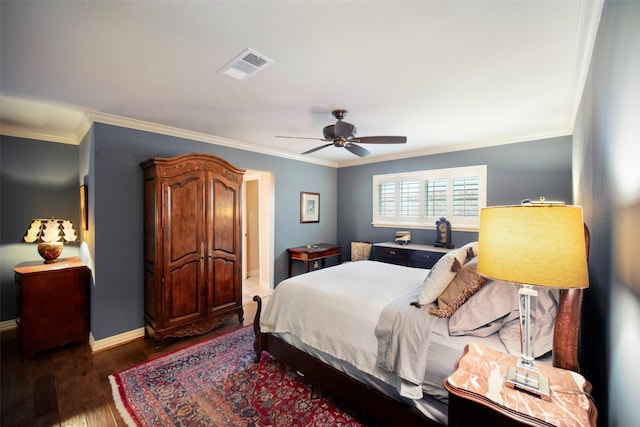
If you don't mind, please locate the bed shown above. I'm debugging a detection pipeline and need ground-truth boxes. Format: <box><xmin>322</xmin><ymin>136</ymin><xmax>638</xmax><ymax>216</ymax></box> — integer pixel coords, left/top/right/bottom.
<box><xmin>252</xmin><ymin>239</ymin><xmax>588</xmax><ymax>427</ymax></box>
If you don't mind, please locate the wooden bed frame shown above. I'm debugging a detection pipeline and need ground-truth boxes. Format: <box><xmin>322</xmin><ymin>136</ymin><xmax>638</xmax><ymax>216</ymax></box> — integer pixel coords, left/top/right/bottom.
<box><xmin>252</xmin><ymin>227</ymin><xmax>590</xmax><ymax>426</ymax></box>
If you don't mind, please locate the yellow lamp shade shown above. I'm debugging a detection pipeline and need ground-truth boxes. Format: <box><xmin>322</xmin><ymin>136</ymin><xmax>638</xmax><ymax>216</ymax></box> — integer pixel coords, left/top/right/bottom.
<box><xmin>477</xmin><ymin>204</ymin><xmax>589</xmax><ymax>289</ymax></box>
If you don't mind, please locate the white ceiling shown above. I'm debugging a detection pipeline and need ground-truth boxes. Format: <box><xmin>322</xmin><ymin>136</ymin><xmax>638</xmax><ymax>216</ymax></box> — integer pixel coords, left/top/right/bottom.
<box><xmin>0</xmin><ymin>1</ymin><xmax>603</xmax><ymax>167</ymax></box>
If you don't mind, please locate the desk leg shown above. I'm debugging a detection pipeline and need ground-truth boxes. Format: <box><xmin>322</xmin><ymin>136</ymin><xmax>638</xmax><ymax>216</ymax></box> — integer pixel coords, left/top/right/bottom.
<box><xmin>288</xmin><ymin>258</ymin><xmax>293</xmax><ymax>277</ymax></box>
<box><xmin>338</xmin><ymin>254</ymin><xmax>342</xmax><ymax>264</ymax></box>
<box><xmin>305</xmin><ymin>261</ymin><xmax>311</xmax><ymax>272</ymax></box>
<box><xmin>321</xmin><ymin>258</ymin><xmax>326</xmax><ymax>269</ymax></box>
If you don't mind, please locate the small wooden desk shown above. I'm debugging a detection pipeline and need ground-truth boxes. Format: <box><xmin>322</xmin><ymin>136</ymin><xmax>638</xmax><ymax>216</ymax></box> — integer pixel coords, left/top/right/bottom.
<box><xmin>288</xmin><ymin>244</ymin><xmax>342</xmax><ymax>277</ymax></box>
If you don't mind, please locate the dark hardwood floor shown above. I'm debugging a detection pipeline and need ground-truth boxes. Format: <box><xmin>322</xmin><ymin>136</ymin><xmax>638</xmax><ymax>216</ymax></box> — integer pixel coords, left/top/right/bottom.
<box><xmin>1</xmin><ymin>302</ymin><xmax>257</xmax><ymax>427</ymax></box>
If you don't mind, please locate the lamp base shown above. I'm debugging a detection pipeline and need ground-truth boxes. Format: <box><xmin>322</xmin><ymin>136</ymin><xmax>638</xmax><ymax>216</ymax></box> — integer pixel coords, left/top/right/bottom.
<box><xmin>505</xmin><ymin>365</ymin><xmax>551</xmax><ymax>401</ymax></box>
<box><xmin>37</xmin><ymin>242</ymin><xmax>64</xmax><ymax>263</ymax></box>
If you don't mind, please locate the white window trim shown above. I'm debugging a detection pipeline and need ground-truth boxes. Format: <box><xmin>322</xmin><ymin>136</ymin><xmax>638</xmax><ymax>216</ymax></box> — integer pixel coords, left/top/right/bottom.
<box><xmin>372</xmin><ymin>165</ymin><xmax>487</xmax><ymax>232</ymax></box>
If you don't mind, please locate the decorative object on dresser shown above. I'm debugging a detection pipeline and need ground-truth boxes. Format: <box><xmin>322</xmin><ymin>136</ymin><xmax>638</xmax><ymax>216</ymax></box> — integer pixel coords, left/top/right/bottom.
<box><xmin>434</xmin><ymin>217</ymin><xmax>454</xmax><ymax>248</ymax></box>
<box><xmin>300</xmin><ymin>191</ymin><xmax>320</xmax><ymax>223</ymax></box>
<box><xmin>140</xmin><ymin>153</ymin><xmax>245</xmax><ymax>348</ymax></box>
<box><xmin>370</xmin><ymin>242</ymin><xmax>451</xmax><ymax>269</ymax></box>
<box><xmin>14</xmin><ymin>257</ymin><xmax>90</xmax><ymax>359</ymax></box>
<box><xmin>22</xmin><ymin>217</ymin><xmax>77</xmax><ymax>263</ymax></box>
<box><xmin>477</xmin><ymin>198</ymin><xmax>589</xmax><ymax>400</ymax></box>
<box><xmin>395</xmin><ymin>230</ymin><xmax>411</xmax><ymax>245</ymax></box>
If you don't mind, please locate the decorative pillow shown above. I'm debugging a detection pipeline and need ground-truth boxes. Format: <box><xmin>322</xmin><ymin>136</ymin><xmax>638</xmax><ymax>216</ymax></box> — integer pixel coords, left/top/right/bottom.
<box><xmin>416</xmin><ymin>247</ymin><xmax>470</xmax><ymax>306</ymax></box>
<box><xmin>350</xmin><ymin>241</ymin><xmax>372</xmax><ymax>261</ymax></box>
<box><xmin>448</xmin><ymin>279</ymin><xmax>520</xmax><ymax>336</ymax></box>
<box><xmin>429</xmin><ymin>258</ymin><xmax>488</xmax><ymax>318</ymax></box>
<box><xmin>449</xmin><ymin>279</ymin><xmax>560</xmax><ymax>356</ymax></box>
<box><xmin>459</xmin><ymin>241</ymin><xmax>479</xmax><ymax>260</ymax></box>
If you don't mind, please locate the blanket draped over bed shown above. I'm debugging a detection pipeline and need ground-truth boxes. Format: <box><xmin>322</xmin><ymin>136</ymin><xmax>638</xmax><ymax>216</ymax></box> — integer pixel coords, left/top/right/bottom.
<box><xmin>375</xmin><ymin>289</ymin><xmax>441</xmax><ymax>399</ymax></box>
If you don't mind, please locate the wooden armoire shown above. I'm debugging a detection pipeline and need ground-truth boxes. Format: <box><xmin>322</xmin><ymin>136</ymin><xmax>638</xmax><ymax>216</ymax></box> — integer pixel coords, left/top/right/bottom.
<box><xmin>141</xmin><ymin>153</ymin><xmax>245</xmax><ymax>347</ymax></box>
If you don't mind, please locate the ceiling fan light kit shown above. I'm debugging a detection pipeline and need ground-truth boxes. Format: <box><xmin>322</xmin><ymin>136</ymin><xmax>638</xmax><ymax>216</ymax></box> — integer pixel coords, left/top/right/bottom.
<box><xmin>276</xmin><ymin>109</ymin><xmax>407</xmax><ymax>157</ymax></box>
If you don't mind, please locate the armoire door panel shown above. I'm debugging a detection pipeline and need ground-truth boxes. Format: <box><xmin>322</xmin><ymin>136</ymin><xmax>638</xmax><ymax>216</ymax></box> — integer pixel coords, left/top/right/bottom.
<box><xmin>211</xmin><ymin>180</ymin><xmax>237</xmax><ymax>254</ymax></box>
<box><xmin>210</xmin><ymin>258</ymin><xmax>236</xmax><ymax>307</ymax></box>
<box><xmin>165</xmin><ymin>262</ymin><xmax>205</xmax><ymax>324</ymax></box>
<box><xmin>143</xmin><ymin>179</ymin><xmax>157</xmax><ymax>263</ymax></box>
<box><xmin>164</xmin><ymin>172</ymin><xmax>205</xmax><ymax>263</ymax></box>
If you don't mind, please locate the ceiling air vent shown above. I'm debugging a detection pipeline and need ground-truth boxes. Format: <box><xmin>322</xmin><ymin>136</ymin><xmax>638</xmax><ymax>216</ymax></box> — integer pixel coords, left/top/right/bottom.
<box><xmin>221</xmin><ymin>48</ymin><xmax>273</xmax><ymax>81</ymax></box>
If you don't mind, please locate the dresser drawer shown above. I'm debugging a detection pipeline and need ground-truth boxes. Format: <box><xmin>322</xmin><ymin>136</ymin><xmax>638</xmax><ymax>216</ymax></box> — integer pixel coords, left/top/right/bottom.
<box><xmin>408</xmin><ymin>250</ymin><xmax>445</xmax><ymax>269</ymax></box>
<box><xmin>371</xmin><ymin>243</ymin><xmax>452</xmax><ymax>269</ymax></box>
<box><xmin>370</xmin><ymin>245</ymin><xmax>408</xmax><ymax>266</ymax></box>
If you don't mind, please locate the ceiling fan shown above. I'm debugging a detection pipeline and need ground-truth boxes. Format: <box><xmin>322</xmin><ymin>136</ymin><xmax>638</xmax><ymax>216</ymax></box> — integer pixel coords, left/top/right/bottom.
<box><xmin>276</xmin><ymin>109</ymin><xmax>407</xmax><ymax>157</ymax></box>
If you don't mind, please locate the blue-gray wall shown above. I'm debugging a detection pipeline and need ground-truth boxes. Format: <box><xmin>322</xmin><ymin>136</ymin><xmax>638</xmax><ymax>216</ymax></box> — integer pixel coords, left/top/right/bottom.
<box><xmin>1</xmin><ymin>130</ymin><xmax>571</xmax><ymax>341</ymax></box>
<box><xmin>573</xmin><ymin>1</ymin><xmax>640</xmax><ymax>425</ymax></box>
<box><xmin>337</xmin><ymin>136</ymin><xmax>572</xmax><ymax>252</ymax></box>
<box><xmin>83</xmin><ymin>123</ymin><xmax>338</xmax><ymax>339</ymax></box>
<box><xmin>0</xmin><ymin>138</ymin><xmax>82</xmax><ymax>319</ymax></box>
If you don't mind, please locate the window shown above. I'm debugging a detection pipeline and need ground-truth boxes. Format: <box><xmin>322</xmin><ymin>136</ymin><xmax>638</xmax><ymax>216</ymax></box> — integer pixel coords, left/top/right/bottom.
<box><xmin>372</xmin><ymin>165</ymin><xmax>486</xmax><ymax>231</ymax></box>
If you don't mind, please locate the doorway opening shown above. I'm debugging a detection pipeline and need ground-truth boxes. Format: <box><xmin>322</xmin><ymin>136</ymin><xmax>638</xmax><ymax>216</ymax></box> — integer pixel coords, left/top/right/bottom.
<box><xmin>242</xmin><ymin>170</ymin><xmax>274</xmax><ymax>304</ymax></box>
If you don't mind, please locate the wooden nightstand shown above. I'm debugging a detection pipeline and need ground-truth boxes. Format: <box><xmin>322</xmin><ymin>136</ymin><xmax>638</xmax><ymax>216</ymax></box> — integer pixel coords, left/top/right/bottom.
<box><xmin>444</xmin><ymin>343</ymin><xmax>597</xmax><ymax>427</ymax></box>
<box><xmin>14</xmin><ymin>257</ymin><xmax>90</xmax><ymax>359</ymax></box>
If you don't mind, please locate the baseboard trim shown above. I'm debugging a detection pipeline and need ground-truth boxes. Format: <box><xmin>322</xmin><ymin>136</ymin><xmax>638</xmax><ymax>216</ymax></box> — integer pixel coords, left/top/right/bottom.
<box><xmin>1</xmin><ymin>318</ymin><xmax>146</xmax><ymax>353</ymax></box>
<box><xmin>90</xmin><ymin>327</ymin><xmax>145</xmax><ymax>353</ymax></box>
<box><xmin>0</xmin><ymin>319</ymin><xmax>17</xmax><ymax>332</ymax></box>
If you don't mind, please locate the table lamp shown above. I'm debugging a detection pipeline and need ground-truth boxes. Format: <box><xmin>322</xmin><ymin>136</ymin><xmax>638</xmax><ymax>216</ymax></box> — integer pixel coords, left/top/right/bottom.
<box><xmin>23</xmin><ymin>218</ymin><xmax>77</xmax><ymax>263</ymax></box>
<box><xmin>477</xmin><ymin>198</ymin><xmax>589</xmax><ymax>400</ymax></box>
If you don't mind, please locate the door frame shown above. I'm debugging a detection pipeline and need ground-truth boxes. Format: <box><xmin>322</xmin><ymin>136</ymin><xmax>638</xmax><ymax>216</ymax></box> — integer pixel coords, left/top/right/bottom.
<box><xmin>242</xmin><ymin>170</ymin><xmax>274</xmax><ymax>291</ymax></box>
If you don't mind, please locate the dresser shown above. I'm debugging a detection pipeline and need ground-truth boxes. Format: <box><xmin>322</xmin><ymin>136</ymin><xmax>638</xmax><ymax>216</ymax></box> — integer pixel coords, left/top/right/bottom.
<box><xmin>370</xmin><ymin>242</ymin><xmax>451</xmax><ymax>269</ymax></box>
<box><xmin>14</xmin><ymin>257</ymin><xmax>90</xmax><ymax>359</ymax></box>
<box><xmin>141</xmin><ymin>154</ymin><xmax>245</xmax><ymax>347</ymax></box>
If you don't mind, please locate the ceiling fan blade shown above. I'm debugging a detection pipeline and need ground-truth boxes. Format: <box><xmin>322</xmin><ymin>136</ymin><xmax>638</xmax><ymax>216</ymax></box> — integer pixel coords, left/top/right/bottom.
<box><xmin>335</xmin><ymin>121</ymin><xmax>356</xmax><ymax>138</ymax></box>
<box><xmin>352</xmin><ymin>136</ymin><xmax>407</xmax><ymax>144</ymax></box>
<box><xmin>345</xmin><ymin>143</ymin><xmax>370</xmax><ymax>157</ymax></box>
<box><xmin>276</xmin><ymin>135</ymin><xmax>327</xmax><ymax>141</ymax></box>
<box><xmin>302</xmin><ymin>143</ymin><xmax>333</xmax><ymax>155</ymax></box>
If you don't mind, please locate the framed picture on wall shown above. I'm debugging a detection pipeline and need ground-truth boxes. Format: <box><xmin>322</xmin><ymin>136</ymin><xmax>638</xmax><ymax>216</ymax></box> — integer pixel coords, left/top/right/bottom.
<box><xmin>300</xmin><ymin>192</ymin><xmax>320</xmax><ymax>223</ymax></box>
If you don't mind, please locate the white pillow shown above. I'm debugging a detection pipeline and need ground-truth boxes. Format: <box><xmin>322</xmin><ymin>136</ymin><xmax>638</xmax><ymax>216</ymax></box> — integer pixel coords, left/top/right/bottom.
<box><xmin>417</xmin><ymin>247</ymin><xmax>470</xmax><ymax>305</ymax></box>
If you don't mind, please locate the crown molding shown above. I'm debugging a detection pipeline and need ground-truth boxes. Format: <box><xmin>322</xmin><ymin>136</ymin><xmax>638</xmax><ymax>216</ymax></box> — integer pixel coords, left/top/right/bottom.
<box><xmin>86</xmin><ymin>111</ymin><xmax>338</xmax><ymax>167</ymax></box>
<box><xmin>336</xmin><ymin>128</ymin><xmax>572</xmax><ymax>168</ymax></box>
<box><xmin>565</xmin><ymin>0</ymin><xmax>604</xmax><ymax>129</ymax></box>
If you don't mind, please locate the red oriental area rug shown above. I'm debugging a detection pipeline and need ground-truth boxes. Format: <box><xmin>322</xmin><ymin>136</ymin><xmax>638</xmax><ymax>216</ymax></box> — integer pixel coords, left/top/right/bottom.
<box><xmin>109</xmin><ymin>326</ymin><xmax>365</xmax><ymax>426</ymax></box>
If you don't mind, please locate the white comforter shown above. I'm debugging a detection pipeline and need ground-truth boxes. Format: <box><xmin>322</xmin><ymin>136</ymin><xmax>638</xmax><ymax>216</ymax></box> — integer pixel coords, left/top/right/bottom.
<box><xmin>260</xmin><ymin>260</ymin><xmax>428</xmax><ymax>376</ymax></box>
